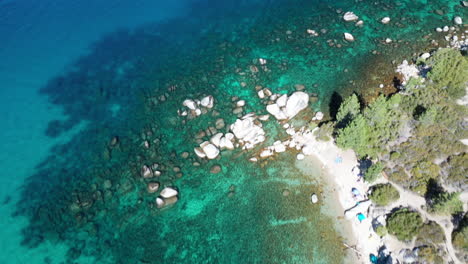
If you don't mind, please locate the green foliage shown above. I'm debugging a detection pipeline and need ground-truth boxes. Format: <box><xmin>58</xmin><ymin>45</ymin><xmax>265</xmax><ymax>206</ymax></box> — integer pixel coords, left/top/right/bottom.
<box><xmin>417</xmin><ymin>246</ymin><xmax>444</xmax><ymax>264</ymax></box>
<box><xmin>336</xmin><ymin>95</ymin><xmax>407</xmax><ymax>158</ymax></box>
<box><xmin>444</xmin><ymin>153</ymin><xmax>468</xmax><ymax>186</ymax></box>
<box><xmin>364</xmin><ymin>162</ymin><xmax>384</xmax><ymax>183</ymax></box>
<box><xmin>369</xmin><ymin>183</ymin><xmax>400</xmax><ymax>206</ymax></box>
<box><xmin>416</xmin><ymin>221</ymin><xmax>445</xmax><ymax>245</ymax></box>
<box><xmin>336</xmin><ymin>94</ymin><xmax>360</xmax><ymax>128</ymax></box>
<box><xmin>428</xmin><ymin>192</ymin><xmax>463</xmax><ymax>215</ymax></box>
<box><xmin>427</xmin><ymin>48</ymin><xmax>468</xmax><ymax>98</ymax></box>
<box><xmin>387</xmin><ymin>208</ymin><xmax>423</xmax><ymax>241</ymax></box>
<box><xmin>335</xmin><ymin>48</ymin><xmax>468</xmax><ymax>192</ymax></box>
<box><xmin>452</xmin><ymin>213</ymin><xmax>468</xmax><ymax>252</ymax></box>
<box><xmin>375</xmin><ymin>225</ymin><xmax>387</xmax><ymax>237</ymax></box>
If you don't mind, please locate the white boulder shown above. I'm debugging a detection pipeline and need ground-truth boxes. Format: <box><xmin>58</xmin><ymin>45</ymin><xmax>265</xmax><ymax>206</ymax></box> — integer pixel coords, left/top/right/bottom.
<box><xmin>266</xmin><ymin>104</ymin><xmax>288</xmax><ymax>120</ymax></box>
<box><xmin>285</xmin><ymin>92</ymin><xmax>309</xmax><ymax>119</ymax></box>
<box><xmin>311</xmin><ymin>194</ymin><xmax>318</xmax><ymax>204</ymax></box>
<box><xmin>276</xmin><ymin>94</ymin><xmax>288</xmax><ymax>107</ymax></box>
<box><xmin>381</xmin><ymin>17</ymin><xmax>390</xmax><ymax>24</ymax></box>
<box><xmin>344</xmin><ymin>33</ymin><xmax>355</xmax><ymax>42</ymax></box>
<box><xmin>396</xmin><ymin>60</ymin><xmax>419</xmax><ymax>84</ymax></box>
<box><xmin>201</xmin><ymin>142</ymin><xmax>220</xmax><ymax>159</ymax></box>
<box><xmin>200</xmin><ymin>95</ymin><xmax>214</xmax><ymax>108</ymax></box>
<box><xmin>454</xmin><ymin>16</ymin><xmax>463</xmax><ymax>25</ymax></box>
<box><xmin>160</xmin><ymin>187</ymin><xmax>178</xmax><ymax>199</ymax></box>
<box><xmin>183</xmin><ymin>99</ymin><xmax>197</xmax><ymax>110</ymax></box>
<box><xmin>343</xmin><ymin>12</ymin><xmax>359</xmax><ymax>22</ymax></box>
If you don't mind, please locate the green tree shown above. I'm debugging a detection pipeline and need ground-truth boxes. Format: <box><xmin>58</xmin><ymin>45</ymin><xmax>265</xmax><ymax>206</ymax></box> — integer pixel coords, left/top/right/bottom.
<box><xmin>364</xmin><ymin>162</ymin><xmax>384</xmax><ymax>183</ymax></box>
<box><xmin>387</xmin><ymin>208</ymin><xmax>423</xmax><ymax>241</ymax></box>
<box><xmin>427</xmin><ymin>48</ymin><xmax>468</xmax><ymax>98</ymax></box>
<box><xmin>336</xmin><ymin>94</ymin><xmax>360</xmax><ymax>128</ymax></box>
<box><xmin>452</xmin><ymin>213</ymin><xmax>468</xmax><ymax>253</ymax></box>
<box><xmin>369</xmin><ymin>183</ymin><xmax>400</xmax><ymax>206</ymax></box>
<box><xmin>428</xmin><ymin>192</ymin><xmax>463</xmax><ymax>215</ymax></box>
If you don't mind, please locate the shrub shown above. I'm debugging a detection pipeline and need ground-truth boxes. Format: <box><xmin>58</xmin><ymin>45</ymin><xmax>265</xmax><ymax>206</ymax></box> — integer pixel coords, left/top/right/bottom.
<box><xmin>452</xmin><ymin>213</ymin><xmax>468</xmax><ymax>253</ymax></box>
<box><xmin>314</xmin><ymin>122</ymin><xmax>334</xmax><ymax>142</ymax></box>
<box><xmin>429</xmin><ymin>192</ymin><xmax>463</xmax><ymax>215</ymax></box>
<box><xmin>363</xmin><ymin>162</ymin><xmax>384</xmax><ymax>183</ymax></box>
<box><xmin>416</xmin><ymin>221</ymin><xmax>445</xmax><ymax>245</ymax></box>
<box><xmin>417</xmin><ymin>246</ymin><xmax>444</xmax><ymax>263</ymax></box>
<box><xmin>369</xmin><ymin>183</ymin><xmax>400</xmax><ymax>206</ymax></box>
<box><xmin>387</xmin><ymin>208</ymin><xmax>424</xmax><ymax>241</ymax></box>
<box><xmin>375</xmin><ymin>225</ymin><xmax>387</xmax><ymax>237</ymax></box>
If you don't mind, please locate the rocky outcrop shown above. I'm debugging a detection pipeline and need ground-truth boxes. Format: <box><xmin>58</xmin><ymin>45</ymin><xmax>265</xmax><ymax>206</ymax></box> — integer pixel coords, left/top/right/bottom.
<box><xmin>266</xmin><ymin>91</ymin><xmax>309</xmax><ymax>120</ymax></box>
<box><xmin>230</xmin><ymin>114</ymin><xmax>266</xmax><ymax>149</ymax></box>
<box><xmin>343</xmin><ymin>12</ymin><xmax>358</xmax><ymax>22</ymax></box>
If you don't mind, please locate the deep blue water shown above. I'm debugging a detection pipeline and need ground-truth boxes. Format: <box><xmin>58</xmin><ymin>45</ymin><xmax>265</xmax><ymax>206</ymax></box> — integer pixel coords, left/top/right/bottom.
<box><xmin>0</xmin><ymin>0</ymin><xmax>465</xmax><ymax>263</ymax></box>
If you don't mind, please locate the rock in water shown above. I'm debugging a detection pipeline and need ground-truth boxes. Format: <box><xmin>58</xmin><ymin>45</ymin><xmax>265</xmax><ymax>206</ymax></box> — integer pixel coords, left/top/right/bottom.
<box><xmin>381</xmin><ymin>17</ymin><xmax>390</xmax><ymax>24</ymax></box>
<box><xmin>160</xmin><ymin>187</ymin><xmax>178</xmax><ymax>199</ymax></box>
<box><xmin>210</xmin><ymin>165</ymin><xmax>222</xmax><ymax>174</ymax></box>
<box><xmin>311</xmin><ymin>194</ymin><xmax>318</xmax><ymax>204</ymax></box>
<box><xmin>454</xmin><ymin>16</ymin><xmax>463</xmax><ymax>25</ymax></box>
<box><xmin>156</xmin><ymin>197</ymin><xmax>165</xmax><ymax>208</ymax></box>
<box><xmin>344</xmin><ymin>33</ymin><xmax>354</xmax><ymax>42</ymax></box>
<box><xmin>343</xmin><ymin>12</ymin><xmax>358</xmax><ymax>22</ymax></box>
<box><xmin>147</xmin><ymin>182</ymin><xmax>160</xmax><ymax>193</ymax></box>
<box><xmin>201</xmin><ymin>142</ymin><xmax>220</xmax><ymax>159</ymax></box>
<box><xmin>285</xmin><ymin>92</ymin><xmax>309</xmax><ymax>119</ymax></box>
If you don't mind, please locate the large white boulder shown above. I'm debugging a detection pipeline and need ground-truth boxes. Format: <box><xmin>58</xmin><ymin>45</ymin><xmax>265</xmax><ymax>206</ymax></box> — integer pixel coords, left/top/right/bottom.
<box><xmin>201</xmin><ymin>142</ymin><xmax>219</xmax><ymax>159</ymax></box>
<box><xmin>266</xmin><ymin>104</ymin><xmax>288</xmax><ymax>120</ymax></box>
<box><xmin>200</xmin><ymin>95</ymin><xmax>214</xmax><ymax>108</ymax></box>
<box><xmin>381</xmin><ymin>17</ymin><xmax>391</xmax><ymax>24</ymax></box>
<box><xmin>276</xmin><ymin>94</ymin><xmax>288</xmax><ymax>107</ymax></box>
<box><xmin>183</xmin><ymin>99</ymin><xmax>197</xmax><ymax>110</ymax></box>
<box><xmin>454</xmin><ymin>16</ymin><xmax>463</xmax><ymax>25</ymax></box>
<box><xmin>210</xmin><ymin>133</ymin><xmax>223</xmax><ymax>147</ymax></box>
<box><xmin>344</xmin><ymin>32</ymin><xmax>355</xmax><ymax>42</ymax></box>
<box><xmin>343</xmin><ymin>12</ymin><xmax>359</xmax><ymax>22</ymax></box>
<box><xmin>285</xmin><ymin>91</ymin><xmax>309</xmax><ymax>119</ymax></box>
<box><xmin>160</xmin><ymin>187</ymin><xmax>178</xmax><ymax>199</ymax></box>
<box><xmin>230</xmin><ymin>116</ymin><xmax>266</xmax><ymax>148</ymax></box>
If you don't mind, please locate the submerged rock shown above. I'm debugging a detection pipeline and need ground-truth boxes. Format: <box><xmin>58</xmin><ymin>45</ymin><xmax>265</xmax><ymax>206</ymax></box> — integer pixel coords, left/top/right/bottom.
<box><xmin>454</xmin><ymin>16</ymin><xmax>463</xmax><ymax>25</ymax></box>
<box><xmin>210</xmin><ymin>164</ymin><xmax>222</xmax><ymax>174</ymax></box>
<box><xmin>147</xmin><ymin>182</ymin><xmax>160</xmax><ymax>193</ymax></box>
<box><xmin>156</xmin><ymin>197</ymin><xmax>165</xmax><ymax>208</ymax></box>
<box><xmin>141</xmin><ymin>165</ymin><xmax>153</xmax><ymax>178</ymax></box>
<box><xmin>200</xmin><ymin>95</ymin><xmax>214</xmax><ymax>108</ymax></box>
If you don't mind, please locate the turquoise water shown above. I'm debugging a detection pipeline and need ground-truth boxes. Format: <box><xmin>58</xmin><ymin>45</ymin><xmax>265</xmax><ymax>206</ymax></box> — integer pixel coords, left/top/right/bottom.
<box><xmin>0</xmin><ymin>0</ymin><xmax>466</xmax><ymax>263</ymax></box>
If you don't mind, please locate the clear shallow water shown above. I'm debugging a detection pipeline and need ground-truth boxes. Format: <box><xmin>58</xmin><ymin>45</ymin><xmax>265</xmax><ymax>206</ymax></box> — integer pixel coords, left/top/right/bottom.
<box><xmin>0</xmin><ymin>0</ymin><xmax>466</xmax><ymax>263</ymax></box>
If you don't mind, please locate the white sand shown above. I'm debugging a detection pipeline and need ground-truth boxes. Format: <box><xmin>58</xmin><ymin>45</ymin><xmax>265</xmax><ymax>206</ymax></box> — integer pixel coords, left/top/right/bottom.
<box><xmin>295</xmin><ymin>137</ymin><xmax>382</xmax><ymax>263</ymax></box>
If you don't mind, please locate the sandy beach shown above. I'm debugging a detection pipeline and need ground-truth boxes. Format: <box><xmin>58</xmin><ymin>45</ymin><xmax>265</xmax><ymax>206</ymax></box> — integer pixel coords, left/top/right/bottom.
<box><xmin>295</xmin><ymin>135</ymin><xmax>381</xmax><ymax>264</ymax></box>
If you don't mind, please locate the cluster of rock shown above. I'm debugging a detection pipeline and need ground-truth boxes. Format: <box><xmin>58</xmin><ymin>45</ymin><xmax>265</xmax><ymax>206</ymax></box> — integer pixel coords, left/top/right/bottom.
<box><xmin>341</xmin><ymin>12</ymin><xmax>391</xmax><ymax>42</ymax></box>
<box><xmin>140</xmin><ymin>163</ymin><xmax>179</xmax><ymax>209</ymax></box>
<box><xmin>396</xmin><ymin>60</ymin><xmax>419</xmax><ymax>85</ymax></box>
<box><xmin>178</xmin><ymin>95</ymin><xmax>214</xmax><ymax>118</ymax></box>
<box><xmin>265</xmin><ymin>91</ymin><xmax>309</xmax><ymax>120</ymax></box>
<box><xmin>194</xmin><ymin>132</ymin><xmax>236</xmax><ymax>159</ymax></box>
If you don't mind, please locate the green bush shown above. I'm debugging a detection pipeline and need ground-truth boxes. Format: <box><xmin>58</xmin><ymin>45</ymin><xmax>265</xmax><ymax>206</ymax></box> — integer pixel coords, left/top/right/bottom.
<box><xmin>416</xmin><ymin>221</ymin><xmax>445</xmax><ymax>245</ymax></box>
<box><xmin>375</xmin><ymin>225</ymin><xmax>387</xmax><ymax>237</ymax></box>
<box><xmin>369</xmin><ymin>183</ymin><xmax>400</xmax><ymax>206</ymax></box>
<box><xmin>387</xmin><ymin>208</ymin><xmax>424</xmax><ymax>241</ymax></box>
<box><xmin>314</xmin><ymin>122</ymin><xmax>334</xmax><ymax>142</ymax></box>
<box><xmin>364</xmin><ymin>162</ymin><xmax>384</xmax><ymax>183</ymax></box>
<box><xmin>429</xmin><ymin>192</ymin><xmax>463</xmax><ymax>215</ymax></box>
<box><xmin>417</xmin><ymin>246</ymin><xmax>444</xmax><ymax>263</ymax></box>
<box><xmin>452</xmin><ymin>213</ymin><xmax>468</xmax><ymax>253</ymax></box>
